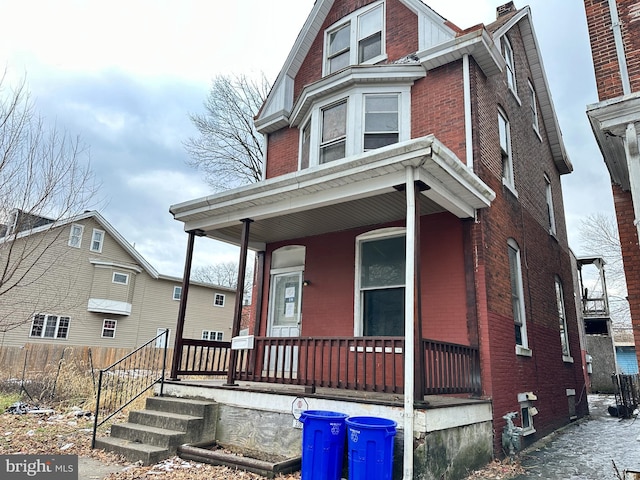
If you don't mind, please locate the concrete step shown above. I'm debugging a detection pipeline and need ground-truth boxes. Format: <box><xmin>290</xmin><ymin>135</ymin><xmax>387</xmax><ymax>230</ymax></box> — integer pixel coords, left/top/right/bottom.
<box><xmin>95</xmin><ymin>436</ymin><xmax>170</xmax><ymax>466</ymax></box>
<box><xmin>145</xmin><ymin>396</ymin><xmax>217</xmax><ymax>418</ymax></box>
<box><xmin>110</xmin><ymin>422</ymin><xmax>185</xmax><ymax>449</ymax></box>
<box><xmin>128</xmin><ymin>410</ymin><xmax>204</xmax><ymax>442</ymax></box>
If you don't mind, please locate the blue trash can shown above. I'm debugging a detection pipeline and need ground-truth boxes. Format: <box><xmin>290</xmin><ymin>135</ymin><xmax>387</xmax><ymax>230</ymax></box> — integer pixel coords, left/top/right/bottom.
<box><xmin>299</xmin><ymin>410</ymin><xmax>348</xmax><ymax>480</ymax></box>
<box><xmin>346</xmin><ymin>416</ymin><xmax>397</xmax><ymax>480</ymax></box>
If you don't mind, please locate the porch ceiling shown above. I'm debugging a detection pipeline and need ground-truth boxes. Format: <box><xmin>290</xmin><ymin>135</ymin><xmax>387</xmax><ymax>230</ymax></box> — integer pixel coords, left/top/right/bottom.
<box><xmin>170</xmin><ymin>136</ymin><xmax>496</xmax><ymax>249</ymax></box>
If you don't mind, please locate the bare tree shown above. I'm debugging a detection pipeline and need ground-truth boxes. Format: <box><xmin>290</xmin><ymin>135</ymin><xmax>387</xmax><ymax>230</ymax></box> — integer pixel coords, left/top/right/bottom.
<box><xmin>192</xmin><ymin>261</ymin><xmax>253</xmax><ymax>300</ymax></box>
<box><xmin>0</xmin><ymin>72</ymin><xmax>99</xmax><ymax>332</ymax></box>
<box><xmin>184</xmin><ymin>73</ymin><xmax>270</xmax><ymax>190</ymax></box>
<box><xmin>578</xmin><ymin>212</ymin><xmax>630</xmax><ymax>326</ymax></box>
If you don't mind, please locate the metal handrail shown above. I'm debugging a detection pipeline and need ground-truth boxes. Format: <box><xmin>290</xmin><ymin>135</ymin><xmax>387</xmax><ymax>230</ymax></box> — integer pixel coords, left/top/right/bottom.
<box><xmin>91</xmin><ymin>329</ymin><xmax>169</xmax><ymax>448</ymax></box>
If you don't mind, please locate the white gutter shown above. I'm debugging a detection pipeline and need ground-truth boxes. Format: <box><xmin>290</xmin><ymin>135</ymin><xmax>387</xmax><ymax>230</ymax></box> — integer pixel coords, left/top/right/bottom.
<box><xmin>403</xmin><ymin>166</ymin><xmax>416</xmax><ymax>480</ymax></box>
<box><xmin>463</xmin><ymin>54</ymin><xmax>473</xmax><ymax>169</ymax></box>
<box><xmin>608</xmin><ymin>0</ymin><xmax>631</xmax><ymax>95</ymax></box>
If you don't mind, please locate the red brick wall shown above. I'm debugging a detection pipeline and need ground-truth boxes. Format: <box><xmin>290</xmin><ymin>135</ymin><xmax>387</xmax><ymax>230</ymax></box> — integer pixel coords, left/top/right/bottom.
<box><xmin>265</xmin><ymin>128</ymin><xmax>299</xmax><ymax>179</ymax></box>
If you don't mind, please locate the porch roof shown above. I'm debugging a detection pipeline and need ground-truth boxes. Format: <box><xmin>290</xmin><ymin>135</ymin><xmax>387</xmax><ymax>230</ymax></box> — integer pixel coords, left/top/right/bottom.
<box><xmin>170</xmin><ymin>136</ymin><xmax>496</xmax><ymax>249</ymax></box>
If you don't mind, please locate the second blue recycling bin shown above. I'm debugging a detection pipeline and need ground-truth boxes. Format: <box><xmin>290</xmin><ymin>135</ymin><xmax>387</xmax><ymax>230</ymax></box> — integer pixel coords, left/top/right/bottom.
<box><xmin>299</xmin><ymin>410</ymin><xmax>348</xmax><ymax>480</ymax></box>
<box><xmin>346</xmin><ymin>416</ymin><xmax>397</xmax><ymax>480</ymax></box>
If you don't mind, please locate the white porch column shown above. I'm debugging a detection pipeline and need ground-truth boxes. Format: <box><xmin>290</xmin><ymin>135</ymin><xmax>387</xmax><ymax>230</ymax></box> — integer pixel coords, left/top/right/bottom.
<box><xmin>623</xmin><ymin>123</ymin><xmax>640</xmax><ymax>243</ymax></box>
<box><xmin>403</xmin><ymin>166</ymin><xmax>416</xmax><ymax>480</ymax></box>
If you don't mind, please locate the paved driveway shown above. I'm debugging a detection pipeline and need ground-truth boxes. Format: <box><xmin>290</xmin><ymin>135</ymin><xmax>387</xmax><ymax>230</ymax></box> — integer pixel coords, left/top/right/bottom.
<box><xmin>514</xmin><ymin>395</ymin><xmax>640</xmax><ymax>480</ymax></box>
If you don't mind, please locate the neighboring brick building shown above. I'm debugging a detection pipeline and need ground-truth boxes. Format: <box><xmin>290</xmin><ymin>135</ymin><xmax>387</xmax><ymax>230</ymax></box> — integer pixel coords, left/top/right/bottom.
<box><xmin>171</xmin><ymin>0</ymin><xmax>587</xmax><ymax>474</ymax></box>
<box><xmin>585</xmin><ymin>0</ymin><xmax>640</xmax><ymax>371</ymax></box>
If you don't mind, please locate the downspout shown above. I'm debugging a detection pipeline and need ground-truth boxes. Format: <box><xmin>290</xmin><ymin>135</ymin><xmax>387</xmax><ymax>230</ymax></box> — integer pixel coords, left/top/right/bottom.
<box><xmin>623</xmin><ymin>123</ymin><xmax>640</xmax><ymax>244</ymax></box>
<box><xmin>403</xmin><ymin>166</ymin><xmax>416</xmax><ymax>480</ymax></box>
<box><xmin>463</xmin><ymin>54</ymin><xmax>473</xmax><ymax>169</ymax></box>
<box><xmin>608</xmin><ymin>0</ymin><xmax>631</xmax><ymax>95</ymax></box>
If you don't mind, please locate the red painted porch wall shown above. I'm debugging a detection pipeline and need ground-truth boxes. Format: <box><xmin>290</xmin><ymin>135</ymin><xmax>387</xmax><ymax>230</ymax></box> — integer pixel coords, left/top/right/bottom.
<box><xmin>257</xmin><ymin>212</ymin><xmax>470</xmax><ymax>345</ymax></box>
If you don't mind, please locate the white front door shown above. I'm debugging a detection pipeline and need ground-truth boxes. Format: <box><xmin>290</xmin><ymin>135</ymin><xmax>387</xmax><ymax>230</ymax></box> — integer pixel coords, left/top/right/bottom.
<box><xmin>267</xmin><ymin>271</ymin><xmax>302</xmax><ymax>376</ymax></box>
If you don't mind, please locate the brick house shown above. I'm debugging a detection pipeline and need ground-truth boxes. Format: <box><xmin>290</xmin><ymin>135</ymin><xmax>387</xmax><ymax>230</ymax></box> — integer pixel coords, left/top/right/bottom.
<box><xmin>585</xmin><ymin>0</ymin><xmax>640</xmax><ymax>373</ymax></box>
<box><xmin>168</xmin><ymin>1</ymin><xmax>587</xmax><ymax>475</ymax></box>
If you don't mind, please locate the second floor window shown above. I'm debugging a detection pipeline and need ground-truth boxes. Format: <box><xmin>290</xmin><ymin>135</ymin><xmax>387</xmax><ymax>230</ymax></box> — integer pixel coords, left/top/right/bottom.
<box><xmin>320</xmin><ymin>100</ymin><xmax>347</xmax><ymax>163</ymax></box>
<box><xmin>68</xmin><ymin>224</ymin><xmax>84</xmax><ymax>248</ymax></box>
<box><xmin>112</xmin><ymin>272</ymin><xmax>129</xmax><ymax>285</ymax></box>
<box><xmin>503</xmin><ymin>36</ymin><xmax>517</xmax><ymax>94</ymax></box>
<box><xmin>214</xmin><ymin>293</ymin><xmax>225</xmax><ymax>307</ymax></box>
<box><xmin>499</xmin><ymin>108</ymin><xmax>514</xmax><ymax>190</ymax></box>
<box><xmin>202</xmin><ymin>330</ymin><xmax>224</xmax><ymax>341</ymax></box>
<box><xmin>173</xmin><ymin>286</ymin><xmax>182</xmax><ymax>300</ymax></box>
<box><xmin>508</xmin><ymin>240</ymin><xmax>529</xmax><ymax>355</ymax></box>
<box><xmin>545</xmin><ymin>174</ymin><xmax>556</xmax><ymax>235</ymax></box>
<box><xmin>91</xmin><ymin>229</ymin><xmax>105</xmax><ymax>253</ymax></box>
<box><xmin>364</xmin><ymin>94</ymin><xmax>398</xmax><ymax>150</ymax></box>
<box><xmin>556</xmin><ymin>277</ymin><xmax>571</xmax><ymax>359</ymax></box>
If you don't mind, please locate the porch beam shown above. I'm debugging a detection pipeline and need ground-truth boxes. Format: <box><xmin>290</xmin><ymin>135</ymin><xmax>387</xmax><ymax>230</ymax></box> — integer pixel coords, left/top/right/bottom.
<box><xmin>226</xmin><ymin>218</ymin><xmax>253</xmax><ymax>386</ymax></box>
<box><xmin>169</xmin><ymin>229</ymin><xmax>200</xmax><ymax>380</ymax></box>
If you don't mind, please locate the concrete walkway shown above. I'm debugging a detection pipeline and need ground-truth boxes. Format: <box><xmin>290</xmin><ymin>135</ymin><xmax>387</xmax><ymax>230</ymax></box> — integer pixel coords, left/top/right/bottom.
<box><xmin>78</xmin><ymin>456</ymin><xmax>123</xmax><ymax>480</ymax></box>
<box><xmin>514</xmin><ymin>395</ymin><xmax>640</xmax><ymax>479</ymax></box>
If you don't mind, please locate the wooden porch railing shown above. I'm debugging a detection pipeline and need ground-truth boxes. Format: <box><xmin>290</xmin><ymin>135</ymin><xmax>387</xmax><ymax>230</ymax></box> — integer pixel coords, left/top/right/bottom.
<box><xmin>173</xmin><ymin>336</ymin><xmax>481</xmax><ymax>397</ymax></box>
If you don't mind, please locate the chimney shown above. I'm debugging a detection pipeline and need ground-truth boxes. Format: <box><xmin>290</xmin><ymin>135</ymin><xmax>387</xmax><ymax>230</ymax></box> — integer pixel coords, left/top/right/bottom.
<box><xmin>497</xmin><ymin>1</ymin><xmax>516</xmax><ymax>18</ymax></box>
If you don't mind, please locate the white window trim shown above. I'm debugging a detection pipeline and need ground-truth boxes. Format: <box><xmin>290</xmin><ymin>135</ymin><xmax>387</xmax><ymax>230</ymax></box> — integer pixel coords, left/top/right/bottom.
<box><xmin>354</xmin><ymin>227</ymin><xmax>406</xmax><ymax>336</ymax></box>
<box><xmin>502</xmin><ymin>36</ymin><xmax>520</xmax><ymax>103</ymax></box>
<box><xmin>299</xmin><ymin>85</ymin><xmax>411</xmax><ymax>170</ymax></box>
<box><xmin>214</xmin><ymin>293</ymin><xmax>225</xmax><ymax>307</ymax></box>
<box><xmin>68</xmin><ymin>223</ymin><xmax>84</xmax><ymax>248</ymax></box>
<box><xmin>101</xmin><ymin>319</ymin><xmax>117</xmax><ymax>338</ymax></box>
<box><xmin>173</xmin><ymin>286</ymin><xmax>182</xmax><ymax>301</ymax></box>
<box><xmin>112</xmin><ymin>271</ymin><xmax>129</xmax><ymax>285</ymax></box>
<box><xmin>528</xmin><ymin>80</ymin><xmax>541</xmax><ymax>139</ymax></box>
<box><xmin>499</xmin><ymin>107</ymin><xmax>517</xmax><ymax>195</ymax></box>
<box><xmin>29</xmin><ymin>314</ymin><xmax>70</xmax><ymax>340</ymax></box>
<box><xmin>90</xmin><ymin>228</ymin><xmax>105</xmax><ymax>253</ymax></box>
<box><xmin>508</xmin><ymin>239</ymin><xmax>530</xmax><ymax>356</ymax></box>
<box><xmin>556</xmin><ymin>276</ymin><xmax>573</xmax><ymax>362</ymax></box>
<box><xmin>545</xmin><ymin>174</ymin><xmax>557</xmax><ymax>236</ymax></box>
<box><xmin>323</xmin><ymin>1</ymin><xmax>387</xmax><ymax>77</ymax></box>
<box><xmin>202</xmin><ymin>330</ymin><xmax>224</xmax><ymax>341</ymax></box>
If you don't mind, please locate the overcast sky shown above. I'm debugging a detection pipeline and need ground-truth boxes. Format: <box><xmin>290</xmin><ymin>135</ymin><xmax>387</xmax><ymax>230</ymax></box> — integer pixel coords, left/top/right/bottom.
<box><xmin>0</xmin><ymin>0</ymin><xmax>611</xmax><ymax>278</ymax></box>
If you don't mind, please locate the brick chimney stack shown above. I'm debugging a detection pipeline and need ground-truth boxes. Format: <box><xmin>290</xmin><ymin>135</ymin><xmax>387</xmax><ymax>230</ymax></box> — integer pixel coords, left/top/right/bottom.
<box><xmin>497</xmin><ymin>1</ymin><xmax>516</xmax><ymax>18</ymax></box>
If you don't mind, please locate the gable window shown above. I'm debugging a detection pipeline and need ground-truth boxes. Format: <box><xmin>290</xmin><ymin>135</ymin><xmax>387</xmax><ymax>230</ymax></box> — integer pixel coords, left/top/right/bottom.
<box><xmin>545</xmin><ymin>174</ymin><xmax>556</xmax><ymax>236</ymax></box>
<box><xmin>356</xmin><ymin>229</ymin><xmax>405</xmax><ymax>336</ymax></box>
<box><xmin>112</xmin><ymin>272</ymin><xmax>129</xmax><ymax>285</ymax></box>
<box><xmin>173</xmin><ymin>286</ymin><xmax>182</xmax><ymax>301</ymax></box>
<box><xmin>320</xmin><ymin>100</ymin><xmax>348</xmax><ymax>163</ymax></box>
<box><xmin>528</xmin><ymin>80</ymin><xmax>540</xmax><ymax>135</ymax></box>
<box><xmin>503</xmin><ymin>36</ymin><xmax>517</xmax><ymax>94</ymax></box>
<box><xmin>102</xmin><ymin>319</ymin><xmax>117</xmax><ymax>338</ymax></box>
<box><xmin>68</xmin><ymin>224</ymin><xmax>84</xmax><ymax>248</ymax></box>
<box><xmin>556</xmin><ymin>277</ymin><xmax>572</xmax><ymax>361</ymax></box>
<box><xmin>214</xmin><ymin>293</ymin><xmax>225</xmax><ymax>307</ymax></box>
<box><xmin>508</xmin><ymin>239</ymin><xmax>530</xmax><ymax>356</ymax></box>
<box><xmin>30</xmin><ymin>314</ymin><xmax>70</xmax><ymax>339</ymax></box>
<box><xmin>364</xmin><ymin>94</ymin><xmax>399</xmax><ymax>150</ymax></box>
<box><xmin>202</xmin><ymin>330</ymin><xmax>224</xmax><ymax>341</ymax></box>
<box><xmin>499</xmin><ymin>108</ymin><xmax>515</xmax><ymax>191</ymax></box>
<box><xmin>90</xmin><ymin>228</ymin><xmax>105</xmax><ymax>253</ymax></box>
<box><xmin>324</xmin><ymin>2</ymin><xmax>385</xmax><ymax>75</ymax></box>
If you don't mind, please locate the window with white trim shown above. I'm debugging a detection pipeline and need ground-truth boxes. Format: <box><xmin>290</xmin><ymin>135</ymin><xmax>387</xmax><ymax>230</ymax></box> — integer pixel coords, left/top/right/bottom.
<box><xmin>545</xmin><ymin>174</ymin><xmax>556</xmax><ymax>235</ymax></box>
<box><xmin>299</xmin><ymin>86</ymin><xmax>409</xmax><ymax>169</ymax></box>
<box><xmin>503</xmin><ymin>36</ymin><xmax>517</xmax><ymax>94</ymax></box>
<box><xmin>102</xmin><ymin>319</ymin><xmax>117</xmax><ymax>338</ymax></box>
<box><xmin>173</xmin><ymin>286</ymin><xmax>182</xmax><ymax>301</ymax></box>
<box><xmin>68</xmin><ymin>224</ymin><xmax>84</xmax><ymax>248</ymax></box>
<box><xmin>155</xmin><ymin>328</ymin><xmax>170</xmax><ymax>348</ymax></box>
<box><xmin>555</xmin><ymin>276</ymin><xmax>572</xmax><ymax>360</ymax></box>
<box><xmin>30</xmin><ymin>314</ymin><xmax>70</xmax><ymax>339</ymax></box>
<box><xmin>90</xmin><ymin>228</ymin><xmax>105</xmax><ymax>253</ymax></box>
<box><xmin>202</xmin><ymin>330</ymin><xmax>224</xmax><ymax>341</ymax></box>
<box><xmin>356</xmin><ymin>229</ymin><xmax>405</xmax><ymax>336</ymax></box>
<box><xmin>528</xmin><ymin>80</ymin><xmax>539</xmax><ymax>134</ymax></box>
<box><xmin>508</xmin><ymin>239</ymin><xmax>530</xmax><ymax>355</ymax></box>
<box><xmin>112</xmin><ymin>272</ymin><xmax>129</xmax><ymax>285</ymax></box>
<box><xmin>214</xmin><ymin>293</ymin><xmax>225</xmax><ymax>307</ymax></box>
<box><xmin>324</xmin><ymin>2</ymin><xmax>385</xmax><ymax>75</ymax></box>
<box><xmin>499</xmin><ymin>108</ymin><xmax>515</xmax><ymax>190</ymax></box>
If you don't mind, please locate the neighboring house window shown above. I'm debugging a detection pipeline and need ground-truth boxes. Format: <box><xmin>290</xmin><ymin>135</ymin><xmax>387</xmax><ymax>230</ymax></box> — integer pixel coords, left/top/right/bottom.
<box><xmin>503</xmin><ymin>36</ymin><xmax>517</xmax><ymax>94</ymax></box>
<box><xmin>214</xmin><ymin>293</ymin><xmax>225</xmax><ymax>307</ymax></box>
<box><xmin>90</xmin><ymin>228</ymin><xmax>105</xmax><ymax>253</ymax></box>
<box><xmin>68</xmin><ymin>224</ymin><xmax>84</xmax><ymax>248</ymax></box>
<box><xmin>202</xmin><ymin>330</ymin><xmax>224</xmax><ymax>341</ymax></box>
<box><xmin>30</xmin><ymin>314</ymin><xmax>70</xmax><ymax>339</ymax></box>
<box><xmin>112</xmin><ymin>272</ymin><xmax>129</xmax><ymax>285</ymax></box>
<box><xmin>155</xmin><ymin>328</ymin><xmax>170</xmax><ymax>348</ymax></box>
<box><xmin>508</xmin><ymin>239</ymin><xmax>530</xmax><ymax>355</ymax></box>
<box><xmin>364</xmin><ymin>94</ymin><xmax>399</xmax><ymax>150</ymax></box>
<box><xmin>528</xmin><ymin>80</ymin><xmax>539</xmax><ymax>134</ymax></box>
<box><xmin>545</xmin><ymin>174</ymin><xmax>556</xmax><ymax>236</ymax></box>
<box><xmin>324</xmin><ymin>2</ymin><xmax>385</xmax><ymax>75</ymax></box>
<box><xmin>499</xmin><ymin>108</ymin><xmax>515</xmax><ymax>190</ymax></box>
<box><xmin>173</xmin><ymin>286</ymin><xmax>182</xmax><ymax>301</ymax></box>
<box><xmin>102</xmin><ymin>319</ymin><xmax>117</xmax><ymax>338</ymax></box>
<box><xmin>556</xmin><ymin>276</ymin><xmax>572</xmax><ymax>360</ymax></box>
<box><xmin>320</xmin><ymin>100</ymin><xmax>348</xmax><ymax>163</ymax></box>
<box><xmin>356</xmin><ymin>229</ymin><xmax>405</xmax><ymax>336</ymax></box>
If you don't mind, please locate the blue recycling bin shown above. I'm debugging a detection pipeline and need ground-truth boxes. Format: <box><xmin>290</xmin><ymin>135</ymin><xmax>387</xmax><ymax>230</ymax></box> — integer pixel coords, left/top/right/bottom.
<box><xmin>346</xmin><ymin>416</ymin><xmax>397</xmax><ymax>480</ymax></box>
<box><xmin>299</xmin><ymin>410</ymin><xmax>348</xmax><ymax>480</ymax></box>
